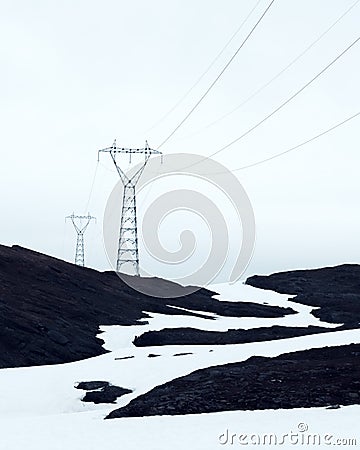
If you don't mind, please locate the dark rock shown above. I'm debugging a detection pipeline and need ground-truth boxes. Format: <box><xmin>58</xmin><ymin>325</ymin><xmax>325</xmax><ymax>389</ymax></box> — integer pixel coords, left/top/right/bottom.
<box><xmin>75</xmin><ymin>381</ymin><xmax>109</xmax><ymax>391</ymax></box>
<box><xmin>107</xmin><ymin>344</ymin><xmax>360</xmax><ymax>418</ymax></box>
<box><xmin>246</xmin><ymin>265</ymin><xmax>360</xmax><ymax>327</ymax></box>
<box><xmin>133</xmin><ymin>325</ymin><xmax>336</xmax><ymax>347</ymax></box>
<box><xmin>147</xmin><ymin>354</ymin><xmax>160</xmax><ymax>358</ymax></box>
<box><xmin>82</xmin><ymin>385</ymin><xmax>132</xmax><ymax>404</ymax></box>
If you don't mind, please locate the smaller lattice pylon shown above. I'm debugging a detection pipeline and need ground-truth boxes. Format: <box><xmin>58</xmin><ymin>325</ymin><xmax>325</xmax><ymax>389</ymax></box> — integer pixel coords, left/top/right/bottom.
<box><xmin>65</xmin><ymin>213</ymin><xmax>96</xmax><ymax>267</ymax></box>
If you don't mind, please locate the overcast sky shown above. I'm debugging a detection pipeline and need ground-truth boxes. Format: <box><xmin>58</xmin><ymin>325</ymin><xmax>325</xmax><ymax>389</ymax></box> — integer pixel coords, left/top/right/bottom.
<box><xmin>1</xmin><ymin>0</ymin><xmax>359</xmax><ymax>282</ymax></box>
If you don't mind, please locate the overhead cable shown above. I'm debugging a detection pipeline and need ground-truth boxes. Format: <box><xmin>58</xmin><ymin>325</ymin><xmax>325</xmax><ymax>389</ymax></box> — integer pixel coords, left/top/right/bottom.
<box><xmin>157</xmin><ymin>0</ymin><xmax>276</xmax><ymax>149</ymax></box>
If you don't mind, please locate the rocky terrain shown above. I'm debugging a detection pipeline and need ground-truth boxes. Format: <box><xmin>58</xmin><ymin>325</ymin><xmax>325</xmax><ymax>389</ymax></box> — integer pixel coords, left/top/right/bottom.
<box><xmin>246</xmin><ymin>264</ymin><xmax>360</xmax><ymax>327</ymax></box>
<box><xmin>133</xmin><ymin>324</ymin><xmax>345</xmax><ymax>347</ymax></box>
<box><xmin>107</xmin><ymin>343</ymin><xmax>360</xmax><ymax>418</ymax></box>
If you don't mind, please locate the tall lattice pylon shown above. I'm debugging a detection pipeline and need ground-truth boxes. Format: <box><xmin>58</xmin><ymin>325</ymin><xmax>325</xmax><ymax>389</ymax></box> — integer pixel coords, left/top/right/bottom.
<box><xmin>98</xmin><ymin>139</ymin><xmax>162</xmax><ymax>275</ymax></box>
<box><xmin>66</xmin><ymin>213</ymin><xmax>96</xmax><ymax>266</ymax></box>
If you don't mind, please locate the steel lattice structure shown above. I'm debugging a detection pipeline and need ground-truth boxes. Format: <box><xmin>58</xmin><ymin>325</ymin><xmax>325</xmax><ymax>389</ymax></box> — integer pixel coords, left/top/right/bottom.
<box><xmin>66</xmin><ymin>213</ymin><xmax>96</xmax><ymax>267</ymax></box>
<box><xmin>98</xmin><ymin>140</ymin><xmax>162</xmax><ymax>275</ymax></box>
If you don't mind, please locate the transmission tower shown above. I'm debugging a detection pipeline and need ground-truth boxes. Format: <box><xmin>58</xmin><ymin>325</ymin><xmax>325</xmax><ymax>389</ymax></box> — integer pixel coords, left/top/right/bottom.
<box><xmin>98</xmin><ymin>139</ymin><xmax>162</xmax><ymax>275</ymax></box>
<box><xmin>66</xmin><ymin>213</ymin><xmax>96</xmax><ymax>267</ymax></box>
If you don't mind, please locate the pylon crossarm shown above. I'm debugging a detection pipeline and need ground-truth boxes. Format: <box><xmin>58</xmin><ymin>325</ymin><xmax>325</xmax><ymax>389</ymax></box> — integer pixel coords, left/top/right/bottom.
<box><xmin>98</xmin><ymin>139</ymin><xmax>161</xmax><ymax>156</ymax></box>
<box><xmin>67</xmin><ymin>214</ymin><xmax>96</xmax><ymax>220</ymax></box>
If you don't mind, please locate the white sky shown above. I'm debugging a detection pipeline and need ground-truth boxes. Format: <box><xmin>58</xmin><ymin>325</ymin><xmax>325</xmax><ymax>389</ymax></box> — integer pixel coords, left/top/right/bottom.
<box><xmin>1</xmin><ymin>0</ymin><xmax>359</xmax><ymax>280</ymax></box>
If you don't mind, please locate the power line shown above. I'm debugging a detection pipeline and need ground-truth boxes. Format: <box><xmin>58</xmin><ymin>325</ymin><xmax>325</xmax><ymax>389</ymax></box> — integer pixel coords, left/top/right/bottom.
<box><xmin>232</xmin><ymin>111</ymin><xmax>360</xmax><ymax>171</ymax></box>
<box><xmin>178</xmin><ymin>0</ymin><xmax>360</xmax><ymax>141</ymax></box>
<box><xmin>143</xmin><ymin>0</ymin><xmax>263</xmax><ymax>134</ymax></box>
<box><xmin>181</xmin><ymin>111</ymin><xmax>359</xmax><ymax>176</ymax></box>
<box><xmin>157</xmin><ymin>0</ymin><xmax>276</xmax><ymax>149</ymax></box>
<box><xmin>208</xmin><ymin>35</ymin><xmax>360</xmax><ymax>158</ymax></box>
<box><xmin>83</xmin><ymin>161</ymin><xmax>99</xmax><ymax>214</ymax></box>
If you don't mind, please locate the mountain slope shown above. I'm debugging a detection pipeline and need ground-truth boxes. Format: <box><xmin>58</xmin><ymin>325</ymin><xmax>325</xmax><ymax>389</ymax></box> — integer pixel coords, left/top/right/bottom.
<box><xmin>0</xmin><ymin>244</ymin><xmax>293</xmax><ymax>368</ymax></box>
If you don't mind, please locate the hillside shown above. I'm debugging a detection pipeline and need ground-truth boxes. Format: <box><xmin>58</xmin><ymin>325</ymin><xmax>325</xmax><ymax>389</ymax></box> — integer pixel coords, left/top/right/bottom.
<box><xmin>0</xmin><ymin>244</ymin><xmax>293</xmax><ymax>368</ymax></box>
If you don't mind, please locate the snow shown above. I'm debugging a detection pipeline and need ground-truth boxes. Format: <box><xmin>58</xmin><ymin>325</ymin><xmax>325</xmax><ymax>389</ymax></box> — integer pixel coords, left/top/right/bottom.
<box><xmin>0</xmin><ymin>281</ymin><xmax>359</xmax><ymax>449</ymax></box>
<box><xmin>1</xmin><ymin>406</ymin><xmax>359</xmax><ymax>450</ymax></box>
